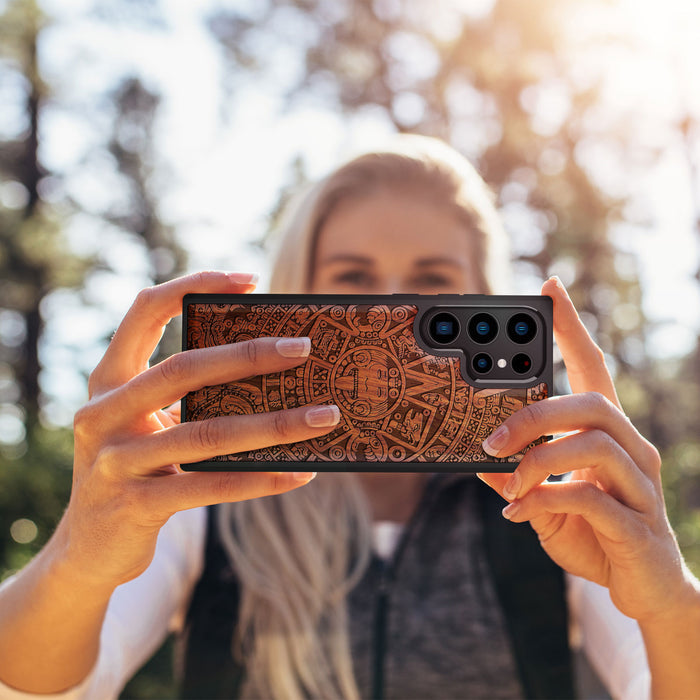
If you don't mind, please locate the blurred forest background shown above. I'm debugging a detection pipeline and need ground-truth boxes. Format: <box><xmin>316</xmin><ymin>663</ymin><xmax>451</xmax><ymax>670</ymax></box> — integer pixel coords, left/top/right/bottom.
<box><xmin>1</xmin><ymin>0</ymin><xmax>700</xmax><ymax>697</ymax></box>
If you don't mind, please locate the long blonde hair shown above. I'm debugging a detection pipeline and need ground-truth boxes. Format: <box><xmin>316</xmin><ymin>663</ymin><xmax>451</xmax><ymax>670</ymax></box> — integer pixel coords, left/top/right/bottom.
<box><xmin>216</xmin><ymin>135</ymin><xmax>508</xmax><ymax>700</ymax></box>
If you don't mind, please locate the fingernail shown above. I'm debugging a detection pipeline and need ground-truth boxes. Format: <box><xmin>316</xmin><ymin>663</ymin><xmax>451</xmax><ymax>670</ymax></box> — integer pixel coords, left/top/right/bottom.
<box><xmin>503</xmin><ymin>471</ymin><xmax>521</xmax><ymax>500</ymax></box>
<box><xmin>476</xmin><ymin>472</ymin><xmax>486</xmax><ymax>482</ymax></box>
<box><xmin>305</xmin><ymin>405</ymin><xmax>340</xmax><ymax>428</ymax></box>
<box><xmin>549</xmin><ymin>275</ymin><xmax>563</xmax><ymax>289</ymax></box>
<box><xmin>293</xmin><ymin>472</ymin><xmax>317</xmax><ymax>483</ymax></box>
<box><xmin>276</xmin><ymin>337</ymin><xmax>311</xmax><ymax>358</ymax></box>
<box><xmin>227</xmin><ymin>272</ymin><xmax>259</xmax><ymax>285</ymax></box>
<box><xmin>483</xmin><ymin>425</ymin><xmax>509</xmax><ymax>455</ymax></box>
<box><xmin>502</xmin><ymin>501</ymin><xmax>520</xmax><ymax>520</ymax></box>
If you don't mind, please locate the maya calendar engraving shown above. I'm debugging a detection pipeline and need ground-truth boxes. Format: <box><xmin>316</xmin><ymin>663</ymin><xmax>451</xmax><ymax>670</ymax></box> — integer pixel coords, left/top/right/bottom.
<box><xmin>185</xmin><ymin>303</ymin><xmax>545</xmax><ymax>464</ymax></box>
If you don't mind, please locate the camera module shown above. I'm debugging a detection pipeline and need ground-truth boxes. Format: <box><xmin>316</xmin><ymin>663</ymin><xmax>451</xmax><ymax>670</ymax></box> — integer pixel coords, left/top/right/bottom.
<box><xmin>468</xmin><ymin>312</ymin><xmax>498</xmax><ymax>344</ymax></box>
<box><xmin>507</xmin><ymin>313</ymin><xmax>537</xmax><ymax>344</ymax></box>
<box><xmin>472</xmin><ymin>352</ymin><xmax>493</xmax><ymax>374</ymax></box>
<box><xmin>512</xmin><ymin>353</ymin><xmax>533</xmax><ymax>374</ymax></box>
<box><xmin>429</xmin><ymin>312</ymin><xmax>460</xmax><ymax>344</ymax></box>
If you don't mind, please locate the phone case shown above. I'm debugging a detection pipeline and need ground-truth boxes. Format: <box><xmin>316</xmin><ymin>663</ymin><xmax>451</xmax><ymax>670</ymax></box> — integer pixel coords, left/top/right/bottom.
<box><xmin>181</xmin><ymin>294</ymin><xmax>552</xmax><ymax>472</ymax></box>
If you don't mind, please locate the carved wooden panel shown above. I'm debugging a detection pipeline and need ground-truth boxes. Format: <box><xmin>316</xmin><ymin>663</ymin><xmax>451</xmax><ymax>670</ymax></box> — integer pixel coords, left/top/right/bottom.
<box><xmin>185</xmin><ymin>303</ymin><xmax>546</xmax><ymax>465</ymax></box>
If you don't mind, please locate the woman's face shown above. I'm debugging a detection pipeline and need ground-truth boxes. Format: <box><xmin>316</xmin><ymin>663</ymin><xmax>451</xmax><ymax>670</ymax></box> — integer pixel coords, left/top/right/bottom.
<box><xmin>310</xmin><ymin>191</ymin><xmax>481</xmax><ymax>295</ymax></box>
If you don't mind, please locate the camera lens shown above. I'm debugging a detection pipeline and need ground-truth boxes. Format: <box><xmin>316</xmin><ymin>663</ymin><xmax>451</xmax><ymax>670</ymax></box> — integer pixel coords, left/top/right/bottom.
<box><xmin>507</xmin><ymin>313</ymin><xmax>537</xmax><ymax>344</ymax></box>
<box><xmin>512</xmin><ymin>353</ymin><xmax>533</xmax><ymax>374</ymax></box>
<box><xmin>429</xmin><ymin>312</ymin><xmax>459</xmax><ymax>344</ymax></box>
<box><xmin>472</xmin><ymin>353</ymin><xmax>493</xmax><ymax>374</ymax></box>
<box><xmin>468</xmin><ymin>313</ymin><xmax>498</xmax><ymax>344</ymax></box>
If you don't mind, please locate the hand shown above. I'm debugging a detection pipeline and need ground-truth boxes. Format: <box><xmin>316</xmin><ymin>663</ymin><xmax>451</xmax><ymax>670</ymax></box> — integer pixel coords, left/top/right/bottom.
<box><xmin>478</xmin><ymin>277</ymin><xmax>695</xmax><ymax>624</ymax></box>
<box><xmin>56</xmin><ymin>271</ymin><xmax>340</xmax><ymax>589</ymax></box>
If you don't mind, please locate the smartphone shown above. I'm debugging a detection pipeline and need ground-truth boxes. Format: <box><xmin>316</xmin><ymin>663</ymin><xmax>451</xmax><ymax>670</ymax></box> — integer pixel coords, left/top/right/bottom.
<box><xmin>181</xmin><ymin>294</ymin><xmax>552</xmax><ymax>472</ymax></box>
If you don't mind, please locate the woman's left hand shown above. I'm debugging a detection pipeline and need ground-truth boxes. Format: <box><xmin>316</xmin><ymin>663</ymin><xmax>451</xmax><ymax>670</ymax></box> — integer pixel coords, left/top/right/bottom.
<box><xmin>478</xmin><ymin>277</ymin><xmax>696</xmax><ymax>625</ymax></box>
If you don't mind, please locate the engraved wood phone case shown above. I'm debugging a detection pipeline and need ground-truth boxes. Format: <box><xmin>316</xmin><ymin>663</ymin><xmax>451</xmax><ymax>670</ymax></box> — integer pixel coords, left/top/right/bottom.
<box><xmin>181</xmin><ymin>294</ymin><xmax>552</xmax><ymax>472</ymax></box>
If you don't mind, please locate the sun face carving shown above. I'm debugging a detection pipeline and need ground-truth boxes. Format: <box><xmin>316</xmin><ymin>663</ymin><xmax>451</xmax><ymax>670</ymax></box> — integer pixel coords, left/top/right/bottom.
<box><xmin>331</xmin><ymin>347</ymin><xmax>403</xmax><ymax>420</ymax></box>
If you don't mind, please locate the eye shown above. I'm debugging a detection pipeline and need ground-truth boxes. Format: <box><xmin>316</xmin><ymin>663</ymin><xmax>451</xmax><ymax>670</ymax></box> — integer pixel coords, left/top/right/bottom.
<box><xmin>411</xmin><ymin>273</ymin><xmax>454</xmax><ymax>289</ymax></box>
<box><xmin>332</xmin><ymin>270</ymin><xmax>376</xmax><ymax>287</ymax></box>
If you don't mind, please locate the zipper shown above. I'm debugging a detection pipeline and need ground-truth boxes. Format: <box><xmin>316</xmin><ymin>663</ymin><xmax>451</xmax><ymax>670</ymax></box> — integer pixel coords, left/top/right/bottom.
<box><xmin>368</xmin><ymin>475</ymin><xmax>451</xmax><ymax>700</ymax></box>
<box><xmin>371</xmin><ymin>558</ymin><xmax>390</xmax><ymax>700</ymax></box>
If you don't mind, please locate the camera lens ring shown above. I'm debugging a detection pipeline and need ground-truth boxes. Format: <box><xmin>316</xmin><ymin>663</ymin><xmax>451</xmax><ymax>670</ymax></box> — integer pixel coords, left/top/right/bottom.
<box><xmin>429</xmin><ymin>311</ymin><xmax>460</xmax><ymax>345</ymax></box>
<box><xmin>507</xmin><ymin>313</ymin><xmax>537</xmax><ymax>344</ymax></box>
<box><xmin>512</xmin><ymin>353</ymin><xmax>533</xmax><ymax>375</ymax></box>
<box><xmin>468</xmin><ymin>312</ymin><xmax>498</xmax><ymax>344</ymax></box>
<box><xmin>472</xmin><ymin>352</ymin><xmax>493</xmax><ymax>374</ymax></box>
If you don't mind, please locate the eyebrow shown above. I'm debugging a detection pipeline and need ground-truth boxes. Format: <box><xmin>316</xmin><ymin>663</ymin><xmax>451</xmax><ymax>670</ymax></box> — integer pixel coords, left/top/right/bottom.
<box><xmin>321</xmin><ymin>254</ymin><xmax>464</xmax><ymax>268</ymax></box>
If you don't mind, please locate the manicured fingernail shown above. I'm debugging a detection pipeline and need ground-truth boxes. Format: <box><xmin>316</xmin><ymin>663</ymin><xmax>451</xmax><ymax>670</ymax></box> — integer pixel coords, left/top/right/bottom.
<box><xmin>227</xmin><ymin>272</ymin><xmax>259</xmax><ymax>285</ymax></box>
<box><xmin>483</xmin><ymin>425</ymin><xmax>509</xmax><ymax>455</ymax></box>
<box><xmin>305</xmin><ymin>405</ymin><xmax>340</xmax><ymax>428</ymax></box>
<box><xmin>293</xmin><ymin>472</ymin><xmax>317</xmax><ymax>483</ymax></box>
<box><xmin>503</xmin><ymin>471</ymin><xmax>521</xmax><ymax>500</ymax></box>
<box><xmin>502</xmin><ymin>501</ymin><xmax>520</xmax><ymax>520</ymax></box>
<box><xmin>276</xmin><ymin>337</ymin><xmax>311</xmax><ymax>358</ymax></box>
<box><xmin>476</xmin><ymin>472</ymin><xmax>486</xmax><ymax>482</ymax></box>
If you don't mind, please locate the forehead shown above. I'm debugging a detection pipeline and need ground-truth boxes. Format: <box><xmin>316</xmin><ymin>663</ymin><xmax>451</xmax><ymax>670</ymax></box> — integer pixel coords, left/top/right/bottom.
<box><xmin>316</xmin><ymin>192</ymin><xmax>472</xmax><ymax>264</ymax></box>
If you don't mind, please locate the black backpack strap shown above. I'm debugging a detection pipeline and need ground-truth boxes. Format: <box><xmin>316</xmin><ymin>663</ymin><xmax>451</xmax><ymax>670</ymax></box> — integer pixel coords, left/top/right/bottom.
<box><xmin>477</xmin><ymin>479</ymin><xmax>575</xmax><ymax>699</ymax></box>
<box><xmin>177</xmin><ymin>504</ymin><xmax>245</xmax><ymax>699</ymax></box>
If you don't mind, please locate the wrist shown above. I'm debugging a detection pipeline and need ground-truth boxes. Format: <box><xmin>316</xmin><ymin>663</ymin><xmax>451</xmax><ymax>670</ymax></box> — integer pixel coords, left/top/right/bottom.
<box><xmin>638</xmin><ymin>567</ymin><xmax>700</xmax><ymax>633</ymax></box>
<box><xmin>635</xmin><ymin>569</ymin><xmax>700</xmax><ymax>700</ymax></box>
<box><xmin>46</xmin><ymin>513</ymin><xmax>121</xmax><ymax>596</ymax></box>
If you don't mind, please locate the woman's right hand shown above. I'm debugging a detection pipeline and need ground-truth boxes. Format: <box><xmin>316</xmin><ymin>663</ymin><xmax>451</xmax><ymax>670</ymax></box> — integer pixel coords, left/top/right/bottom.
<box><xmin>55</xmin><ymin>271</ymin><xmax>339</xmax><ymax>590</ymax></box>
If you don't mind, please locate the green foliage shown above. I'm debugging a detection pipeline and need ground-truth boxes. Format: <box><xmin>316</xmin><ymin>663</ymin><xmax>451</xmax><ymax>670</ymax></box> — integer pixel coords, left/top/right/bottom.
<box><xmin>1</xmin><ymin>0</ymin><xmax>699</xmax><ymax>697</ymax></box>
<box><xmin>0</xmin><ymin>423</ymin><xmax>73</xmax><ymax>581</ymax></box>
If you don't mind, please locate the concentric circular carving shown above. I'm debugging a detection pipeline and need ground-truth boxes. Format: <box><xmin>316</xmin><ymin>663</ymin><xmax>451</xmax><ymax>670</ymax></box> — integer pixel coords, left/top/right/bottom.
<box><xmin>329</xmin><ymin>346</ymin><xmax>403</xmax><ymax>421</ymax></box>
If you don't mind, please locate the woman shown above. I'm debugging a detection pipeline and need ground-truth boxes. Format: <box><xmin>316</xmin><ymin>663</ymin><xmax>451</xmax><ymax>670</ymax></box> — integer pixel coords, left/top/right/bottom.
<box><xmin>0</xmin><ymin>136</ymin><xmax>698</xmax><ymax>699</ymax></box>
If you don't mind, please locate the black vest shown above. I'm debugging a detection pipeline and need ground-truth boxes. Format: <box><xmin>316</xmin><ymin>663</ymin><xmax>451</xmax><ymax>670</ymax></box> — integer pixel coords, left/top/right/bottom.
<box><xmin>177</xmin><ymin>479</ymin><xmax>574</xmax><ymax>699</ymax></box>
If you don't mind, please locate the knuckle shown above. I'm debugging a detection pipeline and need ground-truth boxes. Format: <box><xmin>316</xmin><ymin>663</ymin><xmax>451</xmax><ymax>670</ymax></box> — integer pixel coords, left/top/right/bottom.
<box><xmin>133</xmin><ymin>285</ymin><xmax>157</xmax><ymax>312</ymax></box>
<box><xmin>189</xmin><ymin>271</ymin><xmax>207</xmax><ymax>289</ymax></box>
<box><xmin>579</xmin><ymin>344</ymin><xmax>606</xmax><ymax>375</ymax></box>
<box><xmin>268</xmin><ymin>410</ymin><xmax>292</xmax><ymax>443</ymax></box>
<box><xmin>214</xmin><ymin>472</ymin><xmax>237</xmax><ymax>499</ymax></box>
<box><xmin>87</xmin><ymin>368</ymin><xmax>103</xmax><ymax>397</ymax></box>
<box><xmin>74</xmin><ymin>401</ymin><xmax>103</xmax><ymax>439</ymax></box>
<box><xmin>93</xmin><ymin>444</ymin><xmax>122</xmax><ymax>481</ymax></box>
<box><xmin>522</xmin><ymin>400</ymin><xmax>546</xmax><ymax>433</ymax></box>
<box><xmin>157</xmin><ymin>352</ymin><xmax>193</xmax><ymax>385</ymax></box>
<box><xmin>73</xmin><ymin>404</ymin><xmax>91</xmax><ymax>435</ymax></box>
<box><xmin>643</xmin><ymin>441</ymin><xmax>662</xmax><ymax>473</ymax></box>
<box><xmin>242</xmin><ymin>337</ymin><xmax>260</xmax><ymax>366</ymax></box>
<box><xmin>190</xmin><ymin>419</ymin><xmax>225</xmax><ymax>452</ymax></box>
<box><xmin>591</xmin><ymin>429</ymin><xmax>619</xmax><ymax>460</ymax></box>
<box><xmin>585</xmin><ymin>391</ymin><xmax>612</xmax><ymax>415</ymax></box>
<box><xmin>572</xmin><ymin>480</ymin><xmax>602</xmax><ymax>512</ymax></box>
<box><xmin>215</xmin><ymin>472</ymin><xmax>250</xmax><ymax>501</ymax></box>
<box><xmin>591</xmin><ymin>343</ymin><xmax>606</xmax><ymax>366</ymax></box>
<box><xmin>523</xmin><ymin>442</ymin><xmax>546</xmax><ymax>474</ymax></box>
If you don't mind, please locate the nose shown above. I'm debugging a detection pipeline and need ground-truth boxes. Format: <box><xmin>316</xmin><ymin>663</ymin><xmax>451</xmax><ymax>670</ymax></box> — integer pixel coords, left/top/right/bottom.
<box><xmin>381</xmin><ymin>277</ymin><xmax>405</xmax><ymax>295</ymax></box>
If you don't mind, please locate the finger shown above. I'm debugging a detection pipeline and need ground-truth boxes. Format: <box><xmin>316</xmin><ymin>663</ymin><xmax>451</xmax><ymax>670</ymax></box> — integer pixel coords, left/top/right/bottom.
<box><xmin>162</xmin><ymin>402</ymin><xmax>181</xmax><ymax>427</ymax></box>
<box><xmin>542</xmin><ymin>276</ymin><xmax>621</xmax><ymax>408</ymax></box>
<box><xmin>482</xmin><ymin>392</ymin><xmax>659</xmax><ymax>478</ymax></box>
<box><xmin>476</xmin><ymin>472</ymin><xmax>511</xmax><ymax>499</ymax></box>
<box><xmin>498</xmin><ymin>430</ymin><xmax>655</xmax><ymax>513</ymax></box>
<box><xmin>501</xmin><ymin>480</ymin><xmax>641</xmax><ymax>546</ymax></box>
<box><xmin>90</xmin><ymin>271</ymin><xmax>258</xmax><ymax>394</ymax></box>
<box><xmin>149</xmin><ymin>470</ymin><xmax>317</xmax><ymax>516</ymax></box>
<box><xmin>100</xmin><ymin>404</ymin><xmax>341</xmax><ymax>476</ymax></box>
<box><xmin>111</xmin><ymin>337</ymin><xmax>312</xmax><ymax>421</ymax></box>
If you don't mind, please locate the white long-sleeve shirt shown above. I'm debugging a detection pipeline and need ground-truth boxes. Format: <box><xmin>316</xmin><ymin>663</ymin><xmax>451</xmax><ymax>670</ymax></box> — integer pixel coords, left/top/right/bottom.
<box><xmin>0</xmin><ymin>507</ymin><xmax>650</xmax><ymax>700</ymax></box>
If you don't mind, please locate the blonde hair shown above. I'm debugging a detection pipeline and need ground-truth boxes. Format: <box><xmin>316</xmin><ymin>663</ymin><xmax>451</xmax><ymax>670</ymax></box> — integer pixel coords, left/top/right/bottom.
<box><xmin>217</xmin><ymin>135</ymin><xmax>509</xmax><ymax>700</ymax></box>
<box><xmin>269</xmin><ymin>134</ymin><xmax>509</xmax><ymax>295</ymax></box>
